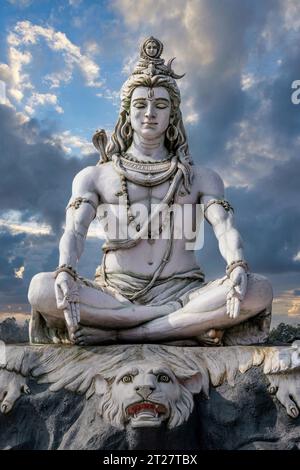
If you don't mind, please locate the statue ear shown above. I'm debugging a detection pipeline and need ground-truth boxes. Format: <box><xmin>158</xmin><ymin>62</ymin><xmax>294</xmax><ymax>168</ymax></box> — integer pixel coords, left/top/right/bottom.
<box><xmin>94</xmin><ymin>374</ymin><xmax>109</xmax><ymax>397</ymax></box>
<box><xmin>181</xmin><ymin>372</ymin><xmax>203</xmax><ymax>394</ymax></box>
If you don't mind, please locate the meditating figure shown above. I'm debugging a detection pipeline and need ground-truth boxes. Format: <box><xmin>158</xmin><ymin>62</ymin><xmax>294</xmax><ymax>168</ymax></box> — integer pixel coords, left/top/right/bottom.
<box><xmin>28</xmin><ymin>37</ymin><xmax>273</xmax><ymax>346</ymax></box>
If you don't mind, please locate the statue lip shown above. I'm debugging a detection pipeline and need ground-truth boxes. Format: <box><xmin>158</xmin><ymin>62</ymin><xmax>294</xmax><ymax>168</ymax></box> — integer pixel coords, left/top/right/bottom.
<box><xmin>126</xmin><ymin>401</ymin><xmax>167</xmax><ymax>416</ymax></box>
<box><xmin>142</xmin><ymin>122</ymin><xmax>158</xmax><ymax>126</ymax></box>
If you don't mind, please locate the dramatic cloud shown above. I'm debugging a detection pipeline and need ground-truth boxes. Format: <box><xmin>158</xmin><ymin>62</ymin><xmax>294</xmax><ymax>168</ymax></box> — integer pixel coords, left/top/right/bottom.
<box><xmin>0</xmin><ymin>104</ymin><xmax>97</xmax><ymax>231</ymax></box>
<box><xmin>0</xmin><ymin>20</ymin><xmax>103</xmax><ymax>115</ymax></box>
<box><xmin>1</xmin><ymin>0</ymin><xmax>299</xmax><ymax>317</ymax></box>
<box><xmin>0</xmin><ymin>102</ymin><xmax>99</xmax><ymax>307</ymax></box>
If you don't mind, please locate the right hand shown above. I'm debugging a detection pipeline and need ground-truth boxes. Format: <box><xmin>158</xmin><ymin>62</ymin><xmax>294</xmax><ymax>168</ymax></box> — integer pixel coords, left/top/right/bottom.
<box><xmin>54</xmin><ymin>271</ymin><xmax>80</xmax><ymax>342</ymax></box>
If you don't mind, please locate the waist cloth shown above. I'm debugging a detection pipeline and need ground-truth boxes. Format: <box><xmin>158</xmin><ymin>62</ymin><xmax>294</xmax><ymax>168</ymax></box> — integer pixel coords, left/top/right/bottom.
<box><xmin>88</xmin><ymin>267</ymin><xmax>206</xmax><ymax>306</ymax></box>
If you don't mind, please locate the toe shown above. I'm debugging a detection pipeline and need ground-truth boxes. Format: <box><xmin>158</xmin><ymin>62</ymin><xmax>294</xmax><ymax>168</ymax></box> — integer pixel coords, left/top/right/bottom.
<box><xmin>1</xmin><ymin>400</ymin><xmax>12</xmax><ymax>414</ymax></box>
<box><xmin>277</xmin><ymin>389</ymin><xmax>299</xmax><ymax>418</ymax></box>
<box><xmin>22</xmin><ymin>384</ymin><xmax>31</xmax><ymax>395</ymax></box>
<box><xmin>74</xmin><ymin>329</ymin><xmax>84</xmax><ymax>339</ymax></box>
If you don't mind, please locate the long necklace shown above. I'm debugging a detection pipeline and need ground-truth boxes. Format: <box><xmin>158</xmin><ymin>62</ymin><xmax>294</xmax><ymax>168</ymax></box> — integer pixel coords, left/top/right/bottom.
<box><xmin>112</xmin><ymin>153</ymin><xmax>177</xmax><ymax>235</ymax></box>
<box><xmin>103</xmin><ymin>165</ymin><xmax>183</xmax><ymax>253</ymax></box>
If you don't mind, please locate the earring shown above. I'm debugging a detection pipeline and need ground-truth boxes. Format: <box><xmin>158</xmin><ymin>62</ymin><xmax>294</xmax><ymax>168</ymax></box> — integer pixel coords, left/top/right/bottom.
<box><xmin>121</xmin><ymin>115</ymin><xmax>133</xmax><ymax>140</ymax></box>
<box><xmin>166</xmin><ymin>122</ymin><xmax>178</xmax><ymax>142</ymax></box>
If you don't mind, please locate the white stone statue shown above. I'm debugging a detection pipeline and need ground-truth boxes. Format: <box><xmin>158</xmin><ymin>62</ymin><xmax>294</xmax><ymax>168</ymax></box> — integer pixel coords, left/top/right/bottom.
<box><xmin>28</xmin><ymin>37</ymin><xmax>273</xmax><ymax>346</ymax></box>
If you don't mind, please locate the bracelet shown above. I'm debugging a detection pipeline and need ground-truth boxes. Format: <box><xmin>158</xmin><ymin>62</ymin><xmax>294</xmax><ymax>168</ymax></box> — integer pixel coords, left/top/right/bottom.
<box><xmin>54</xmin><ymin>264</ymin><xmax>78</xmax><ymax>281</ymax></box>
<box><xmin>226</xmin><ymin>260</ymin><xmax>249</xmax><ymax>276</ymax></box>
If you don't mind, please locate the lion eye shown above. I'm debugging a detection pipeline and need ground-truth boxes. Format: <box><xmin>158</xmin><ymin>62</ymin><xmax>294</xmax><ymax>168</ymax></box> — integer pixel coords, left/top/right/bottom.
<box><xmin>121</xmin><ymin>374</ymin><xmax>133</xmax><ymax>383</ymax></box>
<box><xmin>157</xmin><ymin>374</ymin><xmax>171</xmax><ymax>383</ymax></box>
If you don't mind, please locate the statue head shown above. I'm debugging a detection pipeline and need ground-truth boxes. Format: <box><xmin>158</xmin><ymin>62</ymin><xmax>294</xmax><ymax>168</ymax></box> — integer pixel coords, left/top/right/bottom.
<box><xmin>105</xmin><ymin>37</ymin><xmax>193</xmax><ymax>187</ymax></box>
<box><xmin>142</xmin><ymin>36</ymin><xmax>163</xmax><ymax>59</ymax></box>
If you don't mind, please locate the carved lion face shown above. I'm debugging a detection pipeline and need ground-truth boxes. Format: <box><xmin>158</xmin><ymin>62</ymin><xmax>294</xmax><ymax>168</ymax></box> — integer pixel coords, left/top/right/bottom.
<box><xmin>94</xmin><ymin>360</ymin><xmax>203</xmax><ymax>429</ymax></box>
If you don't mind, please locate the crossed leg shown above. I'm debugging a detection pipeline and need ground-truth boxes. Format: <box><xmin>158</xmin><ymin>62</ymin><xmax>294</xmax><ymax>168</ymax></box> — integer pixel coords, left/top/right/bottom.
<box><xmin>28</xmin><ymin>272</ymin><xmax>273</xmax><ymax>345</ymax></box>
<box><xmin>114</xmin><ymin>273</ymin><xmax>273</xmax><ymax>344</ymax></box>
<box><xmin>28</xmin><ymin>272</ymin><xmax>179</xmax><ymax>343</ymax></box>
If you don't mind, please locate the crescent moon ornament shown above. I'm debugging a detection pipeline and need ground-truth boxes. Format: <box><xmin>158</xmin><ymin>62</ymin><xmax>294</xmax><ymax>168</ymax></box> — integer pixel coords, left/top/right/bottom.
<box><xmin>167</xmin><ymin>58</ymin><xmax>185</xmax><ymax>79</ymax></box>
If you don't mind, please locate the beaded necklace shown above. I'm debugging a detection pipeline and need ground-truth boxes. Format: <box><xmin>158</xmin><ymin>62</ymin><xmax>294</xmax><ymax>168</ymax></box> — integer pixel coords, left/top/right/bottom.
<box><xmin>112</xmin><ymin>153</ymin><xmax>177</xmax><ymax>234</ymax></box>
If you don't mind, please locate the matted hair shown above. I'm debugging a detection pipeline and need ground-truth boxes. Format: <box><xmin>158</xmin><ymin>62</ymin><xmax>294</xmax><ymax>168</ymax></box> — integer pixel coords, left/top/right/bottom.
<box><xmin>106</xmin><ymin>74</ymin><xmax>193</xmax><ymax>191</ymax></box>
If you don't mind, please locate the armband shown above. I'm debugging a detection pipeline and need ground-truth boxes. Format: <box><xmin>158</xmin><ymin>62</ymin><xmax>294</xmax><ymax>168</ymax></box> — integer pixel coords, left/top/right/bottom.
<box><xmin>66</xmin><ymin>197</ymin><xmax>97</xmax><ymax>212</ymax></box>
<box><xmin>204</xmin><ymin>199</ymin><xmax>234</xmax><ymax>213</ymax></box>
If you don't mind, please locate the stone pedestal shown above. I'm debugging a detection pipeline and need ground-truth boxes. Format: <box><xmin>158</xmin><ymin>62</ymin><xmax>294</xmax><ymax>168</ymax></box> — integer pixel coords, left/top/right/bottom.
<box><xmin>0</xmin><ymin>342</ymin><xmax>300</xmax><ymax>450</ymax></box>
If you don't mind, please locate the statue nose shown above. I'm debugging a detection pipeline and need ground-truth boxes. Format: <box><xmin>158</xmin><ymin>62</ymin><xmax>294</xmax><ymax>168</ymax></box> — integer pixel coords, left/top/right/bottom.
<box><xmin>135</xmin><ymin>385</ymin><xmax>155</xmax><ymax>399</ymax></box>
<box><xmin>145</xmin><ymin>104</ymin><xmax>156</xmax><ymax>119</ymax></box>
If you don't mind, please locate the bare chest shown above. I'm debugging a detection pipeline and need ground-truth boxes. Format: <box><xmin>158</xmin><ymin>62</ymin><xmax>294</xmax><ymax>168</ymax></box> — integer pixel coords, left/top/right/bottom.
<box><xmin>96</xmin><ymin>164</ymin><xmax>199</xmax><ymax>207</ymax></box>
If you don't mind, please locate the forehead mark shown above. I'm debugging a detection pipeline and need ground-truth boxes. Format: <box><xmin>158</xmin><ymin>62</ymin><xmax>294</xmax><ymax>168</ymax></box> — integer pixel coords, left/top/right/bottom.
<box><xmin>148</xmin><ymin>87</ymin><xmax>154</xmax><ymax>99</ymax></box>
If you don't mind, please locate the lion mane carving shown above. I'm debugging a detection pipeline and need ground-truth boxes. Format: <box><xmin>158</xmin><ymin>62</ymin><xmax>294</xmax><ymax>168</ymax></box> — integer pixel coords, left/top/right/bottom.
<box><xmin>94</xmin><ymin>360</ymin><xmax>204</xmax><ymax>429</ymax></box>
<box><xmin>1</xmin><ymin>342</ymin><xmax>300</xmax><ymax>428</ymax></box>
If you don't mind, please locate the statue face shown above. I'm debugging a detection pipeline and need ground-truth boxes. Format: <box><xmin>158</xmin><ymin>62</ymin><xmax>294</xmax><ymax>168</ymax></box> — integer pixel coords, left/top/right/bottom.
<box><xmin>130</xmin><ymin>86</ymin><xmax>171</xmax><ymax>141</ymax></box>
<box><xmin>145</xmin><ymin>40</ymin><xmax>158</xmax><ymax>57</ymax></box>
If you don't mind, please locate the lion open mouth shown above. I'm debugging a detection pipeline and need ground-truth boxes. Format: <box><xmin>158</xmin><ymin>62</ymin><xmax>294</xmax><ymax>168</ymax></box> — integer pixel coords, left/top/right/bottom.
<box><xmin>126</xmin><ymin>401</ymin><xmax>167</xmax><ymax>419</ymax></box>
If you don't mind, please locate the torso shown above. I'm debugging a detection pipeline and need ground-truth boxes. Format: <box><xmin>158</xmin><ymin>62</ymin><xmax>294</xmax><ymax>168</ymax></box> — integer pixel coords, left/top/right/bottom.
<box><xmin>89</xmin><ymin>161</ymin><xmax>219</xmax><ymax>277</ymax></box>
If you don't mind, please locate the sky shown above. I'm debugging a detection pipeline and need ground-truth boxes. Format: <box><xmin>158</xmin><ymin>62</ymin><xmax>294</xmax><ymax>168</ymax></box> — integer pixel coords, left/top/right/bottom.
<box><xmin>0</xmin><ymin>0</ymin><xmax>299</xmax><ymax>327</ymax></box>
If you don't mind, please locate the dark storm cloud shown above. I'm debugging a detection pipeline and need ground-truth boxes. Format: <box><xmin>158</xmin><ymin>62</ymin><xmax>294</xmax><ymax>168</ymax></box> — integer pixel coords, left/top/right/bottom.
<box><xmin>0</xmin><ymin>104</ymin><xmax>98</xmax><ymax>232</ymax></box>
<box><xmin>183</xmin><ymin>0</ymin><xmax>280</xmax><ymax>164</ymax></box>
<box><xmin>199</xmin><ymin>153</ymin><xmax>300</xmax><ymax>298</ymax></box>
<box><xmin>1</xmin><ymin>0</ymin><xmax>300</xmax><ymax>308</ymax></box>
<box><xmin>226</xmin><ymin>153</ymin><xmax>300</xmax><ymax>275</ymax></box>
<box><xmin>0</xmin><ymin>227</ymin><xmax>27</xmax><ymax>304</ymax></box>
<box><xmin>0</xmin><ymin>103</ymin><xmax>99</xmax><ymax>304</ymax></box>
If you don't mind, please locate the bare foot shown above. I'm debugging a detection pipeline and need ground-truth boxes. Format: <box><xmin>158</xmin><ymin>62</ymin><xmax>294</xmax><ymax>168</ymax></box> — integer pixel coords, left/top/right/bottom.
<box><xmin>73</xmin><ymin>325</ymin><xmax>117</xmax><ymax>346</ymax></box>
<box><xmin>196</xmin><ymin>329</ymin><xmax>224</xmax><ymax>346</ymax></box>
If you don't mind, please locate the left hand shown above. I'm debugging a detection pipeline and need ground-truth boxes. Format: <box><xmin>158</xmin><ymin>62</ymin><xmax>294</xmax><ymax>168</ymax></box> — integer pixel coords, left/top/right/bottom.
<box><xmin>226</xmin><ymin>266</ymin><xmax>248</xmax><ymax>319</ymax></box>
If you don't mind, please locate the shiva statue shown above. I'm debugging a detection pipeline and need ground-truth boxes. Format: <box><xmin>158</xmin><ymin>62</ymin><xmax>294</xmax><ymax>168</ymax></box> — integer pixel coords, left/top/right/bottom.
<box><xmin>28</xmin><ymin>37</ymin><xmax>273</xmax><ymax>346</ymax></box>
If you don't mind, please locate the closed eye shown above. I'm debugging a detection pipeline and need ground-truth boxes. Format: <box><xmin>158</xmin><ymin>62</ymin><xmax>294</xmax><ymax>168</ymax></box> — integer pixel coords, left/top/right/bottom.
<box><xmin>156</xmin><ymin>103</ymin><xmax>169</xmax><ymax>109</ymax></box>
<box><xmin>133</xmin><ymin>103</ymin><xmax>146</xmax><ymax>108</ymax></box>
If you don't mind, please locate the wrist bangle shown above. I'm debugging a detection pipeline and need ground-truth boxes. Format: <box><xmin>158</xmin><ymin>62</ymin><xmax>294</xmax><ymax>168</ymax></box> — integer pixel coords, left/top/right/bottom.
<box><xmin>54</xmin><ymin>264</ymin><xmax>78</xmax><ymax>281</ymax></box>
<box><xmin>226</xmin><ymin>260</ymin><xmax>249</xmax><ymax>276</ymax></box>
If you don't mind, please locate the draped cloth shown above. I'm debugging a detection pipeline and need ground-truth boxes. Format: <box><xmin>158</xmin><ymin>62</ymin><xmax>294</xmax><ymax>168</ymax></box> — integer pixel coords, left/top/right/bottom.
<box><xmin>92</xmin><ymin>267</ymin><xmax>205</xmax><ymax>306</ymax></box>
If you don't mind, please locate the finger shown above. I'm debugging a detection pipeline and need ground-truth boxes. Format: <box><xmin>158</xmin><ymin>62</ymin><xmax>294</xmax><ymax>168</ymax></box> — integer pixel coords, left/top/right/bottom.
<box><xmin>70</xmin><ymin>303</ymin><xmax>79</xmax><ymax>331</ymax></box>
<box><xmin>230</xmin><ymin>296</ymin><xmax>235</xmax><ymax>319</ymax></box>
<box><xmin>233</xmin><ymin>297</ymin><xmax>240</xmax><ymax>319</ymax></box>
<box><xmin>226</xmin><ymin>296</ymin><xmax>231</xmax><ymax>316</ymax></box>
<box><xmin>240</xmin><ymin>274</ymin><xmax>247</xmax><ymax>297</ymax></box>
<box><xmin>226</xmin><ymin>291</ymin><xmax>233</xmax><ymax>318</ymax></box>
<box><xmin>64</xmin><ymin>308</ymin><xmax>73</xmax><ymax>329</ymax></box>
<box><xmin>75</xmin><ymin>302</ymin><xmax>80</xmax><ymax>324</ymax></box>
